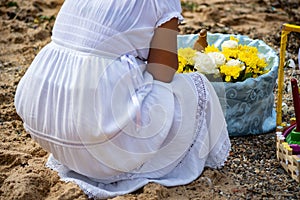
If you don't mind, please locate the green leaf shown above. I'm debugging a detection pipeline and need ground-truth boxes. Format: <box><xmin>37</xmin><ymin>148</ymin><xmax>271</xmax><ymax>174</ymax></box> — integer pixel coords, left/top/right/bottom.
<box><xmin>6</xmin><ymin>1</ymin><xmax>19</xmax><ymax>8</ymax></box>
<box><xmin>243</xmin><ymin>73</ymin><xmax>253</xmax><ymax>80</ymax></box>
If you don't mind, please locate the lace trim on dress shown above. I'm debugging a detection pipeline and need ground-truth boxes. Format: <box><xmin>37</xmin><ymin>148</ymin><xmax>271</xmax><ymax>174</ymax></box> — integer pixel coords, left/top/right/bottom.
<box><xmin>190</xmin><ymin>73</ymin><xmax>207</xmax><ymax>115</ymax></box>
<box><xmin>190</xmin><ymin>72</ymin><xmax>231</xmax><ymax>169</ymax></box>
<box><xmin>166</xmin><ymin>72</ymin><xmax>208</xmax><ymax>172</ymax></box>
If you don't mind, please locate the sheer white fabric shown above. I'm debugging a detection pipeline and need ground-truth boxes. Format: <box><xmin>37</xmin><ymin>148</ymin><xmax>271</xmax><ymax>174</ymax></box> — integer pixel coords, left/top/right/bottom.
<box><xmin>14</xmin><ymin>0</ymin><xmax>231</xmax><ymax>199</ymax></box>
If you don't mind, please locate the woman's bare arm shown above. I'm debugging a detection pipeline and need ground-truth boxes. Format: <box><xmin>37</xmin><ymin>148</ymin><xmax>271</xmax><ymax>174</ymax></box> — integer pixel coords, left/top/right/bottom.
<box><xmin>146</xmin><ymin>18</ymin><xmax>179</xmax><ymax>83</ymax></box>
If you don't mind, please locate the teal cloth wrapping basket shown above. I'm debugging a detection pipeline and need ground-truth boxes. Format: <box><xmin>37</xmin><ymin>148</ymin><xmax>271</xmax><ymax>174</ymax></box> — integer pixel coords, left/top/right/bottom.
<box><xmin>178</xmin><ymin>33</ymin><xmax>279</xmax><ymax>136</ymax></box>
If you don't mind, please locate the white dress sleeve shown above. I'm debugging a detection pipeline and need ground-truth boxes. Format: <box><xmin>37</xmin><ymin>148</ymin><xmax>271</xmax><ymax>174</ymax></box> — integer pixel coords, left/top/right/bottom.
<box><xmin>154</xmin><ymin>0</ymin><xmax>184</xmax><ymax>27</ymax></box>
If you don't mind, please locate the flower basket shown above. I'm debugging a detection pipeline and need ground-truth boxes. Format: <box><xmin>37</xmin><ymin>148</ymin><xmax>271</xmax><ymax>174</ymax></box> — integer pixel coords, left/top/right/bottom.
<box><xmin>178</xmin><ymin>33</ymin><xmax>279</xmax><ymax>136</ymax></box>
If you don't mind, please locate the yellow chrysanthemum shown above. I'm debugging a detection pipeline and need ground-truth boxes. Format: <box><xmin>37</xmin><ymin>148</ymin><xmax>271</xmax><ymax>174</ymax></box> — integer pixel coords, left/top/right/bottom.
<box><xmin>220</xmin><ymin>65</ymin><xmax>243</xmax><ymax>82</ymax></box>
<box><xmin>245</xmin><ymin>66</ymin><xmax>252</xmax><ymax>74</ymax></box>
<box><xmin>257</xmin><ymin>58</ymin><xmax>268</xmax><ymax>68</ymax></box>
<box><xmin>230</xmin><ymin>36</ymin><xmax>239</xmax><ymax>42</ymax></box>
<box><xmin>177</xmin><ymin>48</ymin><xmax>197</xmax><ymax>73</ymax></box>
<box><xmin>222</xmin><ymin>48</ymin><xmax>239</xmax><ymax>60</ymax></box>
<box><xmin>238</xmin><ymin>53</ymin><xmax>257</xmax><ymax>68</ymax></box>
<box><xmin>178</xmin><ymin>48</ymin><xmax>196</xmax><ymax>65</ymax></box>
<box><xmin>177</xmin><ymin>55</ymin><xmax>187</xmax><ymax>73</ymax></box>
<box><xmin>204</xmin><ymin>45</ymin><xmax>220</xmax><ymax>53</ymax></box>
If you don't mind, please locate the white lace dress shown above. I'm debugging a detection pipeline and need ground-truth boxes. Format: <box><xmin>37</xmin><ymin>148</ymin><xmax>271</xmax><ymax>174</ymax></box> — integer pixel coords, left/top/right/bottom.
<box><xmin>14</xmin><ymin>0</ymin><xmax>231</xmax><ymax>198</ymax></box>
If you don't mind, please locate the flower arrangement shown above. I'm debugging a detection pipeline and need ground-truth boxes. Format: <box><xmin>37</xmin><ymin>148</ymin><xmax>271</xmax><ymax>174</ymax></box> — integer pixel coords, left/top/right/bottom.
<box><xmin>177</xmin><ymin>36</ymin><xmax>269</xmax><ymax>82</ymax></box>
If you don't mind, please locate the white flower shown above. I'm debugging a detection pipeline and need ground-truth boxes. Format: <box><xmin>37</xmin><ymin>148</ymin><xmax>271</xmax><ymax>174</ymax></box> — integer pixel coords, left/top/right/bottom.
<box><xmin>194</xmin><ymin>52</ymin><xmax>219</xmax><ymax>74</ymax></box>
<box><xmin>226</xmin><ymin>59</ymin><xmax>245</xmax><ymax>70</ymax></box>
<box><xmin>208</xmin><ymin>52</ymin><xmax>226</xmax><ymax>67</ymax></box>
<box><xmin>221</xmin><ymin>40</ymin><xmax>238</xmax><ymax>49</ymax></box>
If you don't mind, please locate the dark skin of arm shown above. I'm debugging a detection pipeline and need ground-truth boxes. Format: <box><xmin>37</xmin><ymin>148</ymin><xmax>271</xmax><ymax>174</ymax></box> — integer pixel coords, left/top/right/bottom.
<box><xmin>146</xmin><ymin>18</ymin><xmax>179</xmax><ymax>83</ymax></box>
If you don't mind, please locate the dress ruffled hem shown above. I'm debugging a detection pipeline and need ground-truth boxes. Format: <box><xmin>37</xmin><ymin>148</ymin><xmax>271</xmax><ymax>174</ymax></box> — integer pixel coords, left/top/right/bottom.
<box><xmin>156</xmin><ymin>12</ymin><xmax>184</xmax><ymax>27</ymax></box>
<box><xmin>46</xmin><ymin>72</ymin><xmax>231</xmax><ymax>199</ymax></box>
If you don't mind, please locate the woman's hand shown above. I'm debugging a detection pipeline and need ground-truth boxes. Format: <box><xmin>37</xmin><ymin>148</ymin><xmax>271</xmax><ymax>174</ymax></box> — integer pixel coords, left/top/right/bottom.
<box><xmin>147</xmin><ymin>18</ymin><xmax>179</xmax><ymax>83</ymax></box>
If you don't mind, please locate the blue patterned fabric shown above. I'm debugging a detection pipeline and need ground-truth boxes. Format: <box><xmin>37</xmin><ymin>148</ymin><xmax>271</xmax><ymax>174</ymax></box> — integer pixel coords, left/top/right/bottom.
<box><xmin>178</xmin><ymin>33</ymin><xmax>279</xmax><ymax>136</ymax></box>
